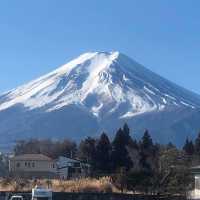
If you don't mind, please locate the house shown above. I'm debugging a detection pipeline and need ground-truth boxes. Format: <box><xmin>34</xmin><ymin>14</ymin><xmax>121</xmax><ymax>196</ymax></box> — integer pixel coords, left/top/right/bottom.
<box><xmin>9</xmin><ymin>154</ymin><xmax>57</xmax><ymax>179</ymax></box>
<box><xmin>57</xmin><ymin>156</ymin><xmax>90</xmax><ymax>179</ymax></box>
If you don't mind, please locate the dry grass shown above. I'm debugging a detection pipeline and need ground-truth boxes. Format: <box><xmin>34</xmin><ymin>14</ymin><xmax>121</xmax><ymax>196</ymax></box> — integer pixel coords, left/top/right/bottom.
<box><xmin>0</xmin><ymin>177</ymin><xmax>120</xmax><ymax>193</ymax></box>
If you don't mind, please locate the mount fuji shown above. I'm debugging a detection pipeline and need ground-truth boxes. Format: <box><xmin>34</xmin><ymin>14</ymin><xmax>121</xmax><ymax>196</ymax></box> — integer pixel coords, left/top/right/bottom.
<box><xmin>0</xmin><ymin>51</ymin><xmax>200</xmax><ymax>149</ymax></box>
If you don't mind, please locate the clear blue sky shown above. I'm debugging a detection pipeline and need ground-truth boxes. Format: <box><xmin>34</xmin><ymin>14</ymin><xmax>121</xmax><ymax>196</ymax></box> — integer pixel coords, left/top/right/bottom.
<box><xmin>0</xmin><ymin>1</ymin><xmax>200</xmax><ymax>94</ymax></box>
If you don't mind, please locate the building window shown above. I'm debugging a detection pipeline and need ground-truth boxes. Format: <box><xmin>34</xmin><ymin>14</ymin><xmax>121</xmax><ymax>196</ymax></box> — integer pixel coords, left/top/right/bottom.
<box><xmin>25</xmin><ymin>162</ymin><xmax>27</xmax><ymax>167</ymax></box>
<box><xmin>16</xmin><ymin>163</ymin><xmax>20</xmax><ymax>168</ymax></box>
<box><xmin>32</xmin><ymin>162</ymin><xmax>35</xmax><ymax>168</ymax></box>
<box><xmin>74</xmin><ymin>163</ymin><xmax>80</xmax><ymax>167</ymax></box>
<box><xmin>28</xmin><ymin>162</ymin><xmax>31</xmax><ymax>168</ymax></box>
<box><xmin>52</xmin><ymin>164</ymin><xmax>55</xmax><ymax>168</ymax></box>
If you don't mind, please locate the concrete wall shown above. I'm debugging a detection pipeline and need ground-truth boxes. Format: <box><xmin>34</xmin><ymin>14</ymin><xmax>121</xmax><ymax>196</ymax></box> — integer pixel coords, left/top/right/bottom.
<box><xmin>53</xmin><ymin>193</ymin><xmax>186</xmax><ymax>200</ymax></box>
<box><xmin>2</xmin><ymin>192</ymin><xmax>186</xmax><ymax>200</ymax></box>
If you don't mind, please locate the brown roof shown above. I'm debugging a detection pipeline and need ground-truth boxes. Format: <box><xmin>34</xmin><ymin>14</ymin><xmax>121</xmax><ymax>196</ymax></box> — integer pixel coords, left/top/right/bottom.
<box><xmin>10</xmin><ymin>154</ymin><xmax>53</xmax><ymax>161</ymax></box>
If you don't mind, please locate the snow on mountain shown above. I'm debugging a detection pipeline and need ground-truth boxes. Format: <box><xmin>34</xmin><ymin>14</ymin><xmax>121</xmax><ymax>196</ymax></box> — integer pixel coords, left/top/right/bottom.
<box><xmin>0</xmin><ymin>51</ymin><xmax>199</xmax><ymax>116</ymax></box>
<box><xmin>0</xmin><ymin>51</ymin><xmax>200</xmax><ymax>149</ymax></box>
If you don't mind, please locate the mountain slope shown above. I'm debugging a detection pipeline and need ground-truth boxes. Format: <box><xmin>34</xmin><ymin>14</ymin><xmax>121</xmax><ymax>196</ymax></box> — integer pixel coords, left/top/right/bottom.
<box><xmin>0</xmin><ymin>51</ymin><xmax>200</xmax><ymax>149</ymax></box>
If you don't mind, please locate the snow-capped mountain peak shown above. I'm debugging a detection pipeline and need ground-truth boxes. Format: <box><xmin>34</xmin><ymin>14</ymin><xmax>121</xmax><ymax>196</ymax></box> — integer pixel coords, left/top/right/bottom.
<box><xmin>0</xmin><ymin>51</ymin><xmax>199</xmax><ymax>120</ymax></box>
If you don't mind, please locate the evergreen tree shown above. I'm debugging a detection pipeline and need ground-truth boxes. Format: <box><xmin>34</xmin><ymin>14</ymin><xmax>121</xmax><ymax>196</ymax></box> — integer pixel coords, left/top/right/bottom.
<box><xmin>123</xmin><ymin>123</ymin><xmax>131</xmax><ymax>144</ymax></box>
<box><xmin>140</xmin><ymin>129</ymin><xmax>153</xmax><ymax>150</ymax></box>
<box><xmin>123</xmin><ymin>123</ymin><xmax>138</xmax><ymax>149</ymax></box>
<box><xmin>183</xmin><ymin>137</ymin><xmax>194</xmax><ymax>156</ymax></box>
<box><xmin>183</xmin><ymin>137</ymin><xmax>189</xmax><ymax>152</ymax></box>
<box><xmin>139</xmin><ymin>130</ymin><xmax>157</xmax><ymax>171</ymax></box>
<box><xmin>111</xmin><ymin>128</ymin><xmax>133</xmax><ymax>171</ymax></box>
<box><xmin>189</xmin><ymin>140</ymin><xmax>195</xmax><ymax>155</ymax></box>
<box><xmin>96</xmin><ymin>132</ymin><xmax>111</xmax><ymax>173</ymax></box>
<box><xmin>195</xmin><ymin>132</ymin><xmax>200</xmax><ymax>155</ymax></box>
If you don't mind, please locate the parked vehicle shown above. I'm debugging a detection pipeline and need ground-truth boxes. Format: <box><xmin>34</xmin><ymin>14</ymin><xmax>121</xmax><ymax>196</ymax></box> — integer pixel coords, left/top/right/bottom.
<box><xmin>32</xmin><ymin>186</ymin><xmax>52</xmax><ymax>200</ymax></box>
<box><xmin>9</xmin><ymin>195</ymin><xmax>24</xmax><ymax>200</ymax></box>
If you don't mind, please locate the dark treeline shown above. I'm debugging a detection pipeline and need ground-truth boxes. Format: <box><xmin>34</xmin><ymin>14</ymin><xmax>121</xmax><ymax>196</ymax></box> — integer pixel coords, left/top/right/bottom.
<box><xmin>14</xmin><ymin>139</ymin><xmax>77</xmax><ymax>159</ymax></box>
<box><xmin>14</xmin><ymin>124</ymin><xmax>200</xmax><ymax>194</ymax></box>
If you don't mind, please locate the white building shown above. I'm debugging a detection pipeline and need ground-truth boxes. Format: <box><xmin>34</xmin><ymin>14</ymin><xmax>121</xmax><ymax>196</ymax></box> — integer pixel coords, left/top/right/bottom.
<box><xmin>57</xmin><ymin>156</ymin><xmax>90</xmax><ymax>179</ymax></box>
<box><xmin>9</xmin><ymin>154</ymin><xmax>57</xmax><ymax>179</ymax></box>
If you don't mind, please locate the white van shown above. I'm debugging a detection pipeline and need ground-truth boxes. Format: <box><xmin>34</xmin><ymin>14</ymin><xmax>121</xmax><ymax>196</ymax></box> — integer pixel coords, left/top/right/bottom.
<box><xmin>32</xmin><ymin>186</ymin><xmax>52</xmax><ymax>200</ymax></box>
